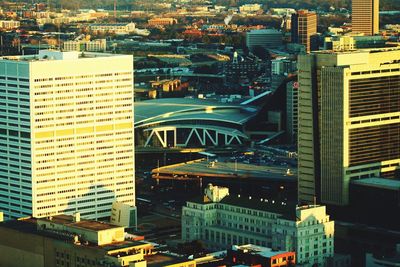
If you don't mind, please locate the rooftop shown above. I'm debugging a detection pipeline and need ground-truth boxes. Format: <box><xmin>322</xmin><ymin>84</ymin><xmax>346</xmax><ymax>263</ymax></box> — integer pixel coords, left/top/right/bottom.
<box><xmin>134</xmin><ymin>98</ymin><xmax>258</xmax><ymax>128</ymax></box>
<box><xmin>153</xmin><ymin>158</ymin><xmax>297</xmax><ymax>182</ymax></box>
<box><xmin>248</xmin><ymin>29</ymin><xmax>282</xmax><ymax>34</ymax></box>
<box><xmin>90</xmin><ymin>23</ymin><xmax>134</xmax><ymax>26</ymax></box>
<box><xmin>232</xmin><ymin>244</ymin><xmax>292</xmax><ymax>258</ymax></box>
<box><xmin>38</xmin><ymin>214</ymin><xmax>122</xmax><ymax>231</ymax></box>
<box><xmin>189</xmin><ymin>193</ymin><xmax>295</xmax><ymax>218</ymax></box>
<box><xmin>146</xmin><ymin>253</ymin><xmax>192</xmax><ymax>267</ymax></box>
<box><xmin>313</xmin><ymin>45</ymin><xmax>400</xmax><ymax>55</ymax></box>
<box><xmin>102</xmin><ymin>240</ymin><xmax>152</xmax><ymax>252</ymax></box>
<box><xmin>351</xmin><ymin>177</ymin><xmax>400</xmax><ymax>191</ymax></box>
<box><xmin>1</xmin><ymin>50</ymin><xmax>127</xmax><ymax>62</ymax></box>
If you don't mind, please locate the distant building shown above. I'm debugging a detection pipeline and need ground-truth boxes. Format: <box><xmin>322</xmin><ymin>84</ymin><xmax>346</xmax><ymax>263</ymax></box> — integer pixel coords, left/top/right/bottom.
<box><xmin>63</xmin><ymin>39</ymin><xmax>107</xmax><ymax>52</ymax></box>
<box><xmin>270</xmin><ymin>8</ymin><xmax>296</xmax><ymax>16</ymax></box>
<box><xmin>324</xmin><ymin>35</ymin><xmax>387</xmax><ymax>51</ymax></box>
<box><xmin>150</xmin><ymin>79</ymin><xmax>183</xmax><ymax>92</ymax></box>
<box><xmin>239</xmin><ymin>4</ymin><xmax>262</xmax><ymax>14</ymax></box>
<box><xmin>291</xmin><ymin>10</ymin><xmax>318</xmax><ymax>52</ymax></box>
<box><xmin>148</xmin><ymin>18</ymin><xmax>178</xmax><ymax>26</ymax></box>
<box><xmin>89</xmin><ymin>22</ymin><xmax>136</xmax><ymax>34</ymax></box>
<box><xmin>246</xmin><ymin>29</ymin><xmax>283</xmax><ymax>51</ymax></box>
<box><xmin>227</xmin><ymin>244</ymin><xmax>296</xmax><ymax>267</ymax></box>
<box><xmin>324</xmin><ymin>35</ymin><xmax>356</xmax><ymax>51</ymax></box>
<box><xmin>224</xmin><ymin>52</ymin><xmax>260</xmax><ymax>85</ymax></box>
<box><xmin>352</xmin><ymin>0</ymin><xmax>379</xmax><ymax>35</ymax></box>
<box><xmin>0</xmin><ymin>20</ymin><xmax>20</xmax><ymax>30</ymax></box>
<box><xmin>182</xmin><ymin>184</ymin><xmax>335</xmax><ymax>267</ymax></box>
<box><xmin>271</xmin><ymin>57</ymin><xmax>297</xmax><ymax>76</ymax></box>
<box><xmin>385</xmin><ymin>24</ymin><xmax>400</xmax><ymax>32</ymax></box>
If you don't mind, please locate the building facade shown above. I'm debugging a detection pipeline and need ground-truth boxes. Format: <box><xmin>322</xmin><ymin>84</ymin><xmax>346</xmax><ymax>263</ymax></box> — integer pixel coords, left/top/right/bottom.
<box><xmin>246</xmin><ymin>29</ymin><xmax>283</xmax><ymax>51</ymax></box>
<box><xmin>89</xmin><ymin>23</ymin><xmax>136</xmax><ymax>34</ymax></box>
<box><xmin>148</xmin><ymin>18</ymin><xmax>178</xmax><ymax>26</ymax></box>
<box><xmin>239</xmin><ymin>4</ymin><xmax>262</xmax><ymax>14</ymax></box>
<box><xmin>297</xmin><ymin>47</ymin><xmax>400</xmax><ymax>206</ymax></box>
<box><xmin>291</xmin><ymin>10</ymin><xmax>318</xmax><ymax>52</ymax></box>
<box><xmin>0</xmin><ymin>50</ymin><xmax>135</xmax><ymax>220</ymax></box>
<box><xmin>0</xmin><ymin>214</ymin><xmax>154</xmax><ymax>267</ymax></box>
<box><xmin>352</xmin><ymin>0</ymin><xmax>379</xmax><ymax>35</ymax></box>
<box><xmin>63</xmin><ymin>39</ymin><xmax>107</xmax><ymax>52</ymax></box>
<box><xmin>286</xmin><ymin>81</ymin><xmax>299</xmax><ymax>144</ymax></box>
<box><xmin>0</xmin><ymin>20</ymin><xmax>20</xmax><ymax>29</ymax></box>
<box><xmin>181</xmin><ymin>184</ymin><xmax>334</xmax><ymax>267</ymax></box>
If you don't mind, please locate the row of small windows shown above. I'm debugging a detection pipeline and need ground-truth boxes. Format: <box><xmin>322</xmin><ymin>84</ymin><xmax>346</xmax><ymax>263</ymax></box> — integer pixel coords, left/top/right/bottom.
<box><xmin>33</xmin><ymin>72</ymin><xmax>131</xmax><ymax>83</ymax></box>
<box><xmin>0</xmin><ymin>88</ymin><xmax>30</xmax><ymax>93</ymax></box>
<box><xmin>0</xmin><ymin>77</ymin><xmax>29</xmax><ymax>82</ymax></box>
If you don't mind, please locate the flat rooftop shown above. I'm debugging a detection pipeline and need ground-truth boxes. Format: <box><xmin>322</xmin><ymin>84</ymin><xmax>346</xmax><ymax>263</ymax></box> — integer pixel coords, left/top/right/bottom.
<box><xmin>351</xmin><ymin>177</ymin><xmax>400</xmax><ymax>191</ymax></box>
<box><xmin>232</xmin><ymin>244</ymin><xmax>291</xmax><ymax>258</ymax></box>
<box><xmin>1</xmin><ymin>50</ymin><xmax>126</xmax><ymax>62</ymax></box>
<box><xmin>146</xmin><ymin>253</ymin><xmax>190</xmax><ymax>267</ymax></box>
<box><xmin>153</xmin><ymin>159</ymin><xmax>297</xmax><ymax>182</ymax></box>
<box><xmin>39</xmin><ymin>214</ymin><xmax>122</xmax><ymax>231</ymax></box>
<box><xmin>102</xmin><ymin>240</ymin><xmax>151</xmax><ymax>252</ymax></box>
<box><xmin>189</xmin><ymin>194</ymin><xmax>295</xmax><ymax>218</ymax></box>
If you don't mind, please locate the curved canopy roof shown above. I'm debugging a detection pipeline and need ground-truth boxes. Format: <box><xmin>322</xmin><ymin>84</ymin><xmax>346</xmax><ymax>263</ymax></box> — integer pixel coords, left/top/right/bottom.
<box><xmin>134</xmin><ymin>98</ymin><xmax>259</xmax><ymax>128</ymax></box>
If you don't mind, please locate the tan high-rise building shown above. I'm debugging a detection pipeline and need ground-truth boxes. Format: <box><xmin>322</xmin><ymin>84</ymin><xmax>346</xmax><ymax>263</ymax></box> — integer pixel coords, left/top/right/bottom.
<box><xmin>291</xmin><ymin>10</ymin><xmax>318</xmax><ymax>52</ymax></box>
<box><xmin>0</xmin><ymin>50</ymin><xmax>135</xmax><ymax>220</ymax></box>
<box><xmin>352</xmin><ymin>0</ymin><xmax>379</xmax><ymax>35</ymax></box>
<box><xmin>298</xmin><ymin>47</ymin><xmax>400</xmax><ymax>206</ymax></box>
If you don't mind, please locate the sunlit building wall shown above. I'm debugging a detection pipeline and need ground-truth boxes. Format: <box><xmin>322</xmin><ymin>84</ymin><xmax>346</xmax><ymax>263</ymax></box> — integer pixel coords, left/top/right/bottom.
<box><xmin>352</xmin><ymin>0</ymin><xmax>379</xmax><ymax>35</ymax></box>
<box><xmin>0</xmin><ymin>50</ymin><xmax>135</xmax><ymax>220</ymax></box>
<box><xmin>298</xmin><ymin>47</ymin><xmax>400</xmax><ymax>205</ymax></box>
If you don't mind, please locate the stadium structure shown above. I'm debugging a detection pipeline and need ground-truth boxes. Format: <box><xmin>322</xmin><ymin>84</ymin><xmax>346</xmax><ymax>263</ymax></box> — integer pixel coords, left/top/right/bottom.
<box><xmin>134</xmin><ymin>98</ymin><xmax>260</xmax><ymax>148</ymax></box>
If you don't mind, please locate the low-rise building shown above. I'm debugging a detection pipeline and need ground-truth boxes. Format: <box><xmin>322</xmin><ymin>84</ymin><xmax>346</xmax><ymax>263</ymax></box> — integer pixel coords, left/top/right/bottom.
<box><xmin>182</xmin><ymin>184</ymin><xmax>335</xmax><ymax>267</ymax></box>
<box><xmin>148</xmin><ymin>18</ymin><xmax>178</xmax><ymax>26</ymax></box>
<box><xmin>0</xmin><ymin>20</ymin><xmax>20</xmax><ymax>30</ymax></box>
<box><xmin>0</xmin><ymin>214</ymin><xmax>152</xmax><ymax>267</ymax></box>
<box><xmin>324</xmin><ymin>35</ymin><xmax>389</xmax><ymax>51</ymax></box>
<box><xmin>0</xmin><ymin>213</ymin><xmax>201</xmax><ymax>267</ymax></box>
<box><xmin>89</xmin><ymin>23</ymin><xmax>136</xmax><ymax>34</ymax></box>
<box><xmin>151</xmin><ymin>79</ymin><xmax>183</xmax><ymax>92</ymax></box>
<box><xmin>239</xmin><ymin>4</ymin><xmax>262</xmax><ymax>14</ymax></box>
<box><xmin>227</xmin><ymin>244</ymin><xmax>296</xmax><ymax>267</ymax></box>
<box><xmin>224</xmin><ymin>52</ymin><xmax>260</xmax><ymax>85</ymax></box>
<box><xmin>110</xmin><ymin>201</ymin><xmax>137</xmax><ymax>229</ymax></box>
<box><xmin>63</xmin><ymin>39</ymin><xmax>107</xmax><ymax>52</ymax></box>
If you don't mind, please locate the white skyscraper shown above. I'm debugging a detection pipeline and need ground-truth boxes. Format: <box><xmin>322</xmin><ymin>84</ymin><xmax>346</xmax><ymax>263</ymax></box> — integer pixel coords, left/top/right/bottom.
<box><xmin>0</xmin><ymin>50</ymin><xmax>135</xmax><ymax>220</ymax></box>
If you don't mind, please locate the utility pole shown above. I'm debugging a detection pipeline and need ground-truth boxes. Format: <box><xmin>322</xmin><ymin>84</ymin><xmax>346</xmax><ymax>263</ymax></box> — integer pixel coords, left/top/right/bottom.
<box><xmin>0</xmin><ymin>35</ymin><xmax>3</xmax><ymax>56</ymax></box>
<box><xmin>114</xmin><ymin>0</ymin><xmax>117</xmax><ymax>22</ymax></box>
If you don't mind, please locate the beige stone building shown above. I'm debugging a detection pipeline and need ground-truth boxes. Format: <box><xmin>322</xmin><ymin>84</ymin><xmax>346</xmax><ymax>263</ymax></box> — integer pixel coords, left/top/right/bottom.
<box><xmin>182</xmin><ymin>184</ymin><xmax>334</xmax><ymax>267</ymax></box>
